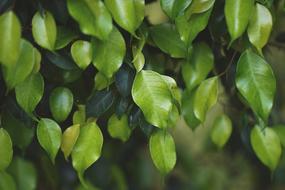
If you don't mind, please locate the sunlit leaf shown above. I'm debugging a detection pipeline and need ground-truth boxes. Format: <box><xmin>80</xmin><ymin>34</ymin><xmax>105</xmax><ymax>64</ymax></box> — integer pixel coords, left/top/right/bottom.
<box><xmin>0</xmin><ymin>128</ymin><xmax>13</xmax><ymax>171</ymax></box>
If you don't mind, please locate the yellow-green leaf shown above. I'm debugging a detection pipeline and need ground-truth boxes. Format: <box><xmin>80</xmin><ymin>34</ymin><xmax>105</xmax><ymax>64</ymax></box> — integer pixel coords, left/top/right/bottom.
<box><xmin>0</xmin><ymin>172</ymin><xmax>16</xmax><ymax>190</ymax></box>
<box><xmin>61</xmin><ymin>124</ymin><xmax>80</xmax><ymax>160</ymax></box>
<box><xmin>251</xmin><ymin>126</ymin><xmax>281</xmax><ymax>171</ymax></box>
<box><xmin>247</xmin><ymin>3</ymin><xmax>272</xmax><ymax>54</ymax></box>
<box><xmin>37</xmin><ymin>118</ymin><xmax>62</xmax><ymax>163</ymax></box>
<box><xmin>73</xmin><ymin>105</ymin><xmax>86</xmax><ymax>125</ymax></box>
<box><xmin>0</xmin><ymin>11</ymin><xmax>21</xmax><ymax>66</ymax></box>
<box><xmin>32</xmin><ymin>11</ymin><xmax>57</xmax><ymax>50</ymax></box>
<box><xmin>211</xmin><ymin>114</ymin><xmax>232</xmax><ymax>148</ymax></box>
<box><xmin>0</xmin><ymin>128</ymin><xmax>13</xmax><ymax>171</ymax></box>
<box><xmin>149</xmin><ymin>130</ymin><xmax>176</xmax><ymax>174</ymax></box>
<box><xmin>107</xmin><ymin>114</ymin><xmax>131</xmax><ymax>142</ymax></box>
<box><xmin>71</xmin><ymin>40</ymin><xmax>92</xmax><ymax>70</ymax></box>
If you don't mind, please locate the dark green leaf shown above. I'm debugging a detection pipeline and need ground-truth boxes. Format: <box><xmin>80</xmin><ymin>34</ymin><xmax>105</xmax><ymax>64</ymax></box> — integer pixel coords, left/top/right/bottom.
<box><xmin>55</xmin><ymin>26</ymin><xmax>78</xmax><ymax>50</ymax></box>
<box><xmin>160</xmin><ymin>0</ymin><xmax>192</xmax><ymax>19</ymax></box>
<box><xmin>45</xmin><ymin>51</ymin><xmax>79</xmax><ymax>70</ymax></box>
<box><xmin>86</xmin><ymin>89</ymin><xmax>115</xmax><ymax>118</ymax></box>
<box><xmin>0</xmin><ymin>172</ymin><xmax>16</xmax><ymax>190</ymax></box>
<box><xmin>115</xmin><ymin>65</ymin><xmax>135</xmax><ymax>98</ymax></box>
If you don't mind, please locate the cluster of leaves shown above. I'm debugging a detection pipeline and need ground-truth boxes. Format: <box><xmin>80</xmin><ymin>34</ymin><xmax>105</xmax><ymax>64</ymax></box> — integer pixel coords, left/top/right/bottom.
<box><xmin>0</xmin><ymin>0</ymin><xmax>285</xmax><ymax>189</ymax></box>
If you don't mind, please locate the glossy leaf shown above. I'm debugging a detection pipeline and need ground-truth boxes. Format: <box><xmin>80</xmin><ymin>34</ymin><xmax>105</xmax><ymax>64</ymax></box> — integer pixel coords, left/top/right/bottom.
<box><xmin>176</xmin><ymin>7</ymin><xmax>212</xmax><ymax>45</ymax></box>
<box><xmin>235</xmin><ymin>50</ymin><xmax>276</xmax><ymax>123</ymax></box>
<box><xmin>71</xmin><ymin>40</ymin><xmax>92</xmax><ymax>70</ymax></box>
<box><xmin>225</xmin><ymin>0</ymin><xmax>254</xmax><ymax>43</ymax></box>
<box><xmin>86</xmin><ymin>89</ymin><xmax>115</xmax><ymax>118</ymax></box>
<box><xmin>15</xmin><ymin>73</ymin><xmax>44</xmax><ymax>115</ymax></box>
<box><xmin>247</xmin><ymin>3</ymin><xmax>272</xmax><ymax>54</ymax></box>
<box><xmin>149</xmin><ymin>130</ymin><xmax>176</xmax><ymax>174</ymax></box>
<box><xmin>7</xmin><ymin>157</ymin><xmax>37</xmax><ymax>190</ymax></box>
<box><xmin>45</xmin><ymin>51</ymin><xmax>79</xmax><ymax>71</ymax></box>
<box><xmin>37</xmin><ymin>118</ymin><xmax>62</xmax><ymax>163</ymax></box>
<box><xmin>67</xmin><ymin>0</ymin><xmax>112</xmax><ymax>40</ymax></box>
<box><xmin>132</xmin><ymin>70</ymin><xmax>173</xmax><ymax>128</ymax></box>
<box><xmin>49</xmin><ymin>87</ymin><xmax>74</xmax><ymax>123</ymax></box>
<box><xmin>92</xmin><ymin>27</ymin><xmax>126</xmax><ymax>78</ymax></box>
<box><xmin>61</xmin><ymin>124</ymin><xmax>80</xmax><ymax>160</ymax></box>
<box><xmin>32</xmin><ymin>11</ymin><xmax>57</xmax><ymax>50</ymax></box>
<box><xmin>94</xmin><ymin>72</ymin><xmax>111</xmax><ymax>90</ymax></box>
<box><xmin>133</xmin><ymin>51</ymin><xmax>145</xmax><ymax>72</ymax></box>
<box><xmin>182</xmin><ymin>42</ymin><xmax>214</xmax><ymax>90</ymax></box>
<box><xmin>187</xmin><ymin>0</ymin><xmax>214</xmax><ymax>14</ymax></box>
<box><xmin>0</xmin><ymin>172</ymin><xmax>16</xmax><ymax>190</ymax></box>
<box><xmin>105</xmin><ymin>0</ymin><xmax>144</xmax><ymax>35</ymax></box>
<box><xmin>107</xmin><ymin>114</ymin><xmax>131</xmax><ymax>142</ymax></box>
<box><xmin>181</xmin><ymin>89</ymin><xmax>200</xmax><ymax>130</ymax></box>
<box><xmin>211</xmin><ymin>114</ymin><xmax>233</xmax><ymax>148</ymax></box>
<box><xmin>150</xmin><ymin>23</ymin><xmax>186</xmax><ymax>58</ymax></box>
<box><xmin>194</xmin><ymin>76</ymin><xmax>218</xmax><ymax>122</ymax></box>
<box><xmin>0</xmin><ymin>11</ymin><xmax>21</xmax><ymax>66</ymax></box>
<box><xmin>160</xmin><ymin>0</ymin><xmax>192</xmax><ymax>19</ymax></box>
<box><xmin>72</xmin><ymin>122</ymin><xmax>103</xmax><ymax>181</ymax></box>
<box><xmin>0</xmin><ymin>128</ymin><xmax>13</xmax><ymax>171</ymax></box>
<box><xmin>3</xmin><ymin>39</ymin><xmax>36</xmax><ymax>90</ymax></box>
<box><xmin>251</xmin><ymin>126</ymin><xmax>281</xmax><ymax>171</ymax></box>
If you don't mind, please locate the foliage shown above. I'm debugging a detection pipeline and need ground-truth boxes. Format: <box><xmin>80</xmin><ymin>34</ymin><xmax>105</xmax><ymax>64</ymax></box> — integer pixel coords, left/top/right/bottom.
<box><xmin>0</xmin><ymin>0</ymin><xmax>285</xmax><ymax>189</ymax></box>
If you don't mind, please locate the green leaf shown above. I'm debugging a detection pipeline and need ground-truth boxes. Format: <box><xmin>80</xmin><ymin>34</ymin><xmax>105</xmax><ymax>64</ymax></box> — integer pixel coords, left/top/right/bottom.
<box><xmin>133</xmin><ymin>51</ymin><xmax>145</xmax><ymax>72</ymax></box>
<box><xmin>0</xmin><ymin>172</ymin><xmax>16</xmax><ymax>190</ymax></box>
<box><xmin>272</xmin><ymin>125</ymin><xmax>285</xmax><ymax>147</ymax></box>
<box><xmin>7</xmin><ymin>157</ymin><xmax>37</xmax><ymax>190</ymax></box>
<box><xmin>149</xmin><ymin>130</ymin><xmax>176</xmax><ymax>174</ymax></box>
<box><xmin>15</xmin><ymin>73</ymin><xmax>44</xmax><ymax>115</ymax></box>
<box><xmin>107</xmin><ymin>114</ymin><xmax>131</xmax><ymax>142</ymax></box>
<box><xmin>73</xmin><ymin>105</ymin><xmax>86</xmax><ymax>125</ymax></box>
<box><xmin>37</xmin><ymin>118</ymin><xmax>62</xmax><ymax>163</ymax></box>
<box><xmin>72</xmin><ymin>122</ymin><xmax>103</xmax><ymax>182</ymax></box>
<box><xmin>176</xmin><ymin>7</ymin><xmax>212</xmax><ymax>45</ymax></box>
<box><xmin>150</xmin><ymin>23</ymin><xmax>186</xmax><ymax>58</ymax></box>
<box><xmin>67</xmin><ymin>0</ymin><xmax>113</xmax><ymax>40</ymax></box>
<box><xmin>32</xmin><ymin>11</ymin><xmax>57</xmax><ymax>50</ymax></box>
<box><xmin>32</xmin><ymin>48</ymin><xmax>42</xmax><ymax>73</ymax></box>
<box><xmin>1</xmin><ymin>112</ymin><xmax>34</xmax><ymax>151</ymax></box>
<box><xmin>2</xmin><ymin>39</ymin><xmax>37</xmax><ymax>90</ymax></box>
<box><xmin>86</xmin><ymin>89</ymin><xmax>115</xmax><ymax>118</ymax></box>
<box><xmin>235</xmin><ymin>50</ymin><xmax>276</xmax><ymax>123</ymax></box>
<box><xmin>92</xmin><ymin>27</ymin><xmax>126</xmax><ymax>78</ymax></box>
<box><xmin>251</xmin><ymin>126</ymin><xmax>281</xmax><ymax>171</ymax></box>
<box><xmin>160</xmin><ymin>0</ymin><xmax>192</xmax><ymax>19</ymax></box>
<box><xmin>181</xmin><ymin>89</ymin><xmax>200</xmax><ymax>130</ymax></box>
<box><xmin>132</xmin><ymin>70</ymin><xmax>173</xmax><ymax>128</ymax></box>
<box><xmin>182</xmin><ymin>42</ymin><xmax>214</xmax><ymax>90</ymax></box>
<box><xmin>0</xmin><ymin>11</ymin><xmax>21</xmax><ymax>66</ymax></box>
<box><xmin>115</xmin><ymin>65</ymin><xmax>135</xmax><ymax>98</ymax></box>
<box><xmin>94</xmin><ymin>72</ymin><xmax>111</xmax><ymax>90</ymax></box>
<box><xmin>0</xmin><ymin>128</ymin><xmax>13</xmax><ymax>171</ymax></box>
<box><xmin>105</xmin><ymin>0</ymin><xmax>144</xmax><ymax>35</ymax></box>
<box><xmin>55</xmin><ymin>26</ymin><xmax>78</xmax><ymax>50</ymax></box>
<box><xmin>211</xmin><ymin>114</ymin><xmax>233</xmax><ymax>148</ymax></box>
<box><xmin>187</xmin><ymin>0</ymin><xmax>214</xmax><ymax>14</ymax></box>
<box><xmin>247</xmin><ymin>3</ymin><xmax>272</xmax><ymax>54</ymax></box>
<box><xmin>49</xmin><ymin>87</ymin><xmax>74</xmax><ymax>123</ymax></box>
<box><xmin>71</xmin><ymin>40</ymin><xmax>92</xmax><ymax>70</ymax></box>
<box><xmin>61</xmin><ymin>124</ymin><xmax>80</xmax><ymax>160</ymax></box>
<box><xmin>225</xmin><ymin>0</ymin><xmax>254</xmax><ymax>43</ymax></box>
<box><xmin>194</xmin><ymin>76</ymin><xmax>218</xmax><ymax>122</ymax></box>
